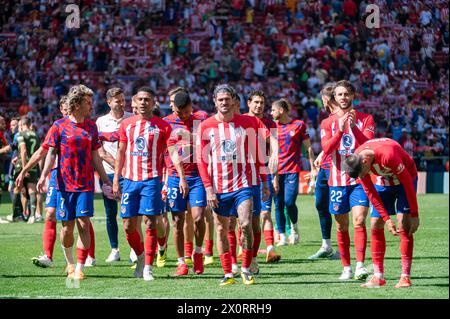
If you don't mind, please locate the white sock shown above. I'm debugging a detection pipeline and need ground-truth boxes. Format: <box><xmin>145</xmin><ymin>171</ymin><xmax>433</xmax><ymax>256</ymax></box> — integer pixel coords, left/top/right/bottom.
<box><xmin>279</xmin><ymin>233</ymin><xmax>287</xmax><ymax>242</ymax></box>
<box><xmin>158</xmin><ymin>244</ymin><xmax>166</xmax><ymax>251</ymax></box>
<box><xmin>61</xmin><ymin>245</ymin><xmax>74</xmax><ymax>265</ymax></box>
<box><xmin>266</xmin><ymin>245</ymin><xmax>274</xmax><ymax>252</ymax></box>
<box><xmin>195</xmin><ymin>246</ymin><xmax>202</xmax><ymax>253</ymax></box>
<box><xmin>374</xmin><ymin>272</ymin><xmax>384</xmax><ymax>279</ymax></box>
<box><xmin>75</xmin><ymin>263</ymin><xmax>84</xmax><ymax>272</ymax></box>
<box><xmin>225</xmin><ymin>273</ymin><xmax>233</xmax><ymax>278</ymax></box>
<box><xmin>356</xmin><ymin>261</ymin><xmax>365</xmax><ymax>269</ymax></box>
<box><xmin>322</xmin><ymin>239</ymin><xmax>331</xmax><ymax>250</ymax></box>
<box><xmin>401</xmin><ymin>273</ymin><xmax>410</xmax><ymax>277</ymax></box>
<box><xmin>143</xmin><ymin>265</ymin><xmax>152</xmax><ymax>273</ymax></box>
<box><xmin>344</xmin><ymin>266</ymin><xmax>352</xmax><ymax>272</ymax></box>
<box><xmin>112</xmin><ymin>248</ymin><xmax>119</xmax><ymax>253</ymax></box>
<box><xmin>291</xmin><ymin>223</ymin><xmax>298</xmax><ymax>233</ymax></box>
<box><xmin>177</xmin><ymin>257</ymin><xmax>185</xmax><ymax>264</ymax></box>
<box><xmin>241</xmin><ymin>267</ymin><xmax>250</xmax><ymax>273</ymax></box>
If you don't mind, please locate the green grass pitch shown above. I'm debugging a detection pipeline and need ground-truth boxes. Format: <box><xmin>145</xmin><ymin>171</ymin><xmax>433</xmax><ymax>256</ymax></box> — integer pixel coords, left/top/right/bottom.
<box><xmin>0</xmin><ymin>194</ymin><xmax>448</xmax><ymax>299</ymax></box>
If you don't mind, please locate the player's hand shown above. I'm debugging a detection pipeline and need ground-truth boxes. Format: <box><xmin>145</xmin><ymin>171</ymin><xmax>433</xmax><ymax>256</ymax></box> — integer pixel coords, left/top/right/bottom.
<box><xmin>386</xmin><ymin>219</ymin><xmax>399</xmax><ymax>236</ymax></box>
<box><xmin>37</xmin><ymin>177</ymin><xmax>47</xmax><ymax>193</ymax></box>
<box><xmin>268</xmin><ymin>155</ymin><xmax>278</xmax><ymax>175</ymax></box>
<box><xmin>261</xmin><ymin>183</ymin><xmax>270</xmax><ymax>202</ymax></box>
<box><xmin>102</xmin><ymin>183</ymin><xmax>116</xmax><ymax>201</ymax></box>
<box><xmin>179</xmin><ymin>177</ymin><xmax>189</xmax><ymax>199</ymax></box>
<box><xmin>408</xmin><ymin>217</ymin><xmax>420</xmax><ymax>236</ymax></box>
<box><xmin>313</xmin><ymin>157</ymin><xmax>321</xmax><ymax>170</ymax></box>
<box><xmin>161</xmin><ymin>184</ymin><xmax>168</xmax><ymax>201</ymax></box>
<box><xmin>112</xmin><ymin>178</ymin><xmax>121</xmax><ymax>198</ymax></box>
<box><xmin>272</xmin><ymin>176</ymin><xmax>279</xmax><ymax>195</ymax></box>
<box><xmin>15</xmin><ymin>172</ymin><xmax>25</xmax><ymax>188</ymax></box>
<box><xmin>348</xmin><ymin>110</ymin><xmax>356</xmax><ymax>128</ymax></box>
<box><xmin>338</xmin><ymin>114</ymin><xmax>347</xmax><ymax>132</ymax></box>
<box><xmin>206</xmin><ymin>187</ymin><xmax>218</xmax><ymax>209</ymax></box>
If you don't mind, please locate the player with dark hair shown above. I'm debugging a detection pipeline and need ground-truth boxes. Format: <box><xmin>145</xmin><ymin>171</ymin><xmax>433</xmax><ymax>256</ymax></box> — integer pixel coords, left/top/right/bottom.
<box><xmin>163</xmin><ymin>90</ymin><xmax>208</xmax><ymax>276</ymax></box>
<box><xmin>245</xmin><ymin>90</ymin><xmax>281</xmax><ymax>266</ymax></box>
<box><xmin>320</xmin><ymin>80</ymin><xmax>375</xmax><ymax>281</ymax></box>
<box><xmin>271</xmin><ymin>98</ymin><xmax>314</xmax><ymax>246</ymax></box>
<box><xmin>113</xmin><ymin>87</ymin><xmax>186</xmax><ymax>281</ymax></box>
<box><xmin>343</xmin><ymin>138</ymin><xmax>419</xmax><ymax>288</ymax></box>
<box><xmin>308</xmin><ymin>83</ymin><xmax>340</xmax><ymax>260</ymax></box>
<box><xmin>196</xmin><ymin>84</ymin><xmax>275</xmax><ymax>285</ymax></box>
<box><xmin>96</xmin><ymin>87</ymin><xmax>133</xmax><ymax>263</ymax></box>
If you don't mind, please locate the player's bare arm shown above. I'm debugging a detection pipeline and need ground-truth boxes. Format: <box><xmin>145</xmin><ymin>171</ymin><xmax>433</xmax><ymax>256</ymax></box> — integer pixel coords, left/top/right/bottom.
<box><xmin>36</xmin><ymin>146</ymin><xmax>57</xmax><ymax>193</ymax></box>
<box><xmin>92</xmin><ymin>149</ymin><xmax>112</xmax><ymax>186</ymax></box>
<box><xmin>168</xmin><ymin>144</ymin><xmax>189</xmax><ymax>198</ymax></box>
<box><xmin>113</xmin><ymin>141</ymin><xmax>126</xmax><ymax>197</ymax></box>
<box><xmin>98</xmin><ymin>146</ymin><xmax>116</xmax><ymax>168</ymax></box>
<box><xmin>16</xmin><ymin>146</ymin><xmax>48</xmax><ymax>188</ymax></box>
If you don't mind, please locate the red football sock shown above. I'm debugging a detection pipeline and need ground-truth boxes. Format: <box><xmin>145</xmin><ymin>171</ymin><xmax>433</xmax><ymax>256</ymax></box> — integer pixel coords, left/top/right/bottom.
<box><xmin>399</xmin><ymin>230</ymin><xmax>414</xmax><ymax>276</ymax></box>
<box><xmin>76</xmin><ymin>247</ymin><xmax>89</xmax><ymax>264</ymax></box>
<box><xmin>237</xmin><ymin>226</ymin><xmax>242</xmax><ymax>248</ymax></box>
<box><xmin>43</xmin><ymin>220</ymin><xmax>57</xmax><ymax>260</ymax></box>
<box><xmin>145</xmin><ymin>228</ymin><xmax>157</xmax><ymax>266</ymax></box>
<box><xmin>371</xmin><ymin>228</ymin><xmax>386</xmax><ymax>274</ymax></box>
<box><xmin>263</xmin><ymin>229</ymin><xmax>274</xmax><ymax>247</ymax></box>
<box><xmin>157</xmin><ymin>235</ymin><xmax>166</xmax><ymax>248</ymax></box>
<box><xmin>204</xmin><ymin>239</ymin><xmax>214</xmax><ymax>256</ymax></box>
<box><xmin>219</xmin><ymin>252</ymin><xmax>232</xmax><ymax>275</ymax></box>
<box><xmin>241</xmin><ymin>249</ymin><xmax>253</xmax><ymax>268</ymax></box>
<box><xmin>252</xmin><ymin>231</ymin><xmax>261</xmax><ymax>258</ymax></box>
<box><xmin>227</xmin><ymin>231</ymin><xmax>237</xmax><ymax>264</ymax></box>
<box><xmin>337</xmin><ymin>230</ymin><xmax>351</xmax><ymax>267</ymax></box>
<box><xmin>126</xmin><ymin>230</ymin><xmax>144</xmax><ymax>256</ymax></box>
<box><xmin>88</xmin><ymin>221</ymin><xmax>95</xmax><ymax>259</ymax></box>
<box><xmin>184</xmin><ymin>241</ymin><xmax>193</xmax><ymax>259</ymax></box>
<box><xmin>354</xmin><ymin>226</ymin><xmax>367</xmax><ymax>263</ymax></box>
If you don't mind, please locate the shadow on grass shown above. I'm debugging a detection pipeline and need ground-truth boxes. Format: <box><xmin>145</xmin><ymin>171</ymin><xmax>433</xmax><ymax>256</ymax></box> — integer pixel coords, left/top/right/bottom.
<box><xmin>383</xmin><ymin>256</ymin><xmax>449</xmax><ymax>260</ymax></box>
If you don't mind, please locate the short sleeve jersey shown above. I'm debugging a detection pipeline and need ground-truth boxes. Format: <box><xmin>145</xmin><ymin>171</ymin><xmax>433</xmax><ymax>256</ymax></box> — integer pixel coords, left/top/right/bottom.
<box><xmin>42</xmin><ymin>117</ymin><xmax>101</xmax><ymax>192</ymax></box>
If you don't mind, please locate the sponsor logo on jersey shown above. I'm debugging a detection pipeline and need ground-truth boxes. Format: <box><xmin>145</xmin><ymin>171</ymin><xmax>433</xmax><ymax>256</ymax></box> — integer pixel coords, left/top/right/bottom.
<box><xmin>135</xmin><ymin>137</ymin><xmax>146</xmax><ymax>151</ymax></box>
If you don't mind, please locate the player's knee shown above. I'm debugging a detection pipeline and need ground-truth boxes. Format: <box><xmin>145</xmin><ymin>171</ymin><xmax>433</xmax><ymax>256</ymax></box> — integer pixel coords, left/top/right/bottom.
<box><xmin>353</xmin><ymin>216</ymin><xmax>366</xmax><ymax>228</ymax></box>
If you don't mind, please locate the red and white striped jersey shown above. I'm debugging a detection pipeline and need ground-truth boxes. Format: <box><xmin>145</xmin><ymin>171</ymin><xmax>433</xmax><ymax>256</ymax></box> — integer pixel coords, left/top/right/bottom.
<box><xmin>118</xmin><ymin>115</ymin><xmax>172</xmax><ymax>181</ymax></box>
<box><xmin>244</xmin><ymin>114</ymin><xmax>273</xmax><ymax>186</ymax></box>
<box><xmin>320</xmin><ymin>110</ymin><xmax>375</xmax><ymax>187</ymax></box>
<box><xmin>196</xmin><ymin>114</ymin><xmax>270</xmax><ymax>194</ymax></box>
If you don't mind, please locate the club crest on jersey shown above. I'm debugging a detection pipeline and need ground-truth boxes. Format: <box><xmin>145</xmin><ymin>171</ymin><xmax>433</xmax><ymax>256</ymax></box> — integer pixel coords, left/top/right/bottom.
<box><xmin>121</xmin><ymin>206</ymin><xmax>126</xmax><ymax>214</ymax></box>
<box><xmin>135</xmin><ymin>137</ymin><xmax>146</xmax><ymax>151</ymax></box>
<box><xmin>333</xmin><ymin>204</ymin><xmax>339</xmax><ymax>211</ymax></box>
<box><xmin>169</xmin><ymin>200</ymin><xmax>175</xmax><ymax>208</ymax></box>
<box><xmin>59</xmin><ymin>210</ymin><xmax>65</xmax><ymax>218</ymax></box>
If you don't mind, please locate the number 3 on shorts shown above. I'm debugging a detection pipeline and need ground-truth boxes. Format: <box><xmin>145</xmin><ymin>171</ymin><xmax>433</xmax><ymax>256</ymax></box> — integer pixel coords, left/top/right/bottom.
<box><xmin>330</xmin><ymin>190</ymin><xmax>343</xmax><ymax>203</ymax></box>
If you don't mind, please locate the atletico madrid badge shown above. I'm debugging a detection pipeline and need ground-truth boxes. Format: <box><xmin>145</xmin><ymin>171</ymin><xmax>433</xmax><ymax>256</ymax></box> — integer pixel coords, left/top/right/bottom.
<box><xmin>333</xmin><ymin>204</ymin><xmax>339</xmax><ymax>212</ymax></box>
<box><xmin>121</xmin><ymin>206</ymin><xmax>126</xmax><ymax>214</ymax></box>
<box><xmin>59</xmin><ymin>210</ymin><xmax>65</xmax><ymax>218</ymax></box>
<box><xmin>169</xmin><ymin>201</ymin><xmax>175</xmax><ymax>208</ymax></box>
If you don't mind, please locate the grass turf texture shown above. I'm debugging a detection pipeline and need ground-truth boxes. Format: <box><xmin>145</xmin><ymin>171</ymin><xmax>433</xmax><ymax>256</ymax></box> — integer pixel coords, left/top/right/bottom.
<box><xmin>0</xmin><ymin>194</ymin><xmax>448</xmax><ymax>299</ymax></box>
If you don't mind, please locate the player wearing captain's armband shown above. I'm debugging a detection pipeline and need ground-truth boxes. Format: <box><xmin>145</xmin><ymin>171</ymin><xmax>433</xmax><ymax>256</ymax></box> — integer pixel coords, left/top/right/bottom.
<box><xmin>320</xmin><ymin>80</ymin><xmax>375</xmax><ymax>281</ymax></box>
<box><xmin>343</xmin><ymin>138</ymin><xmax>419</xmax><ymax>288</ymax></box>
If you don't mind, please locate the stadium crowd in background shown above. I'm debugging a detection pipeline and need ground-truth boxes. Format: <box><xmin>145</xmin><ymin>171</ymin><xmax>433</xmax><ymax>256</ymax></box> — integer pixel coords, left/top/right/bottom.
<box><xmin>0</xmin><ymin>0</ymin><xmax>447</xmax><ymax>288</ymax></box>
<box><xmin>0</xmin><ymin>0</ymin><xmax>448</xmax><ymax>172</ymax></box>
